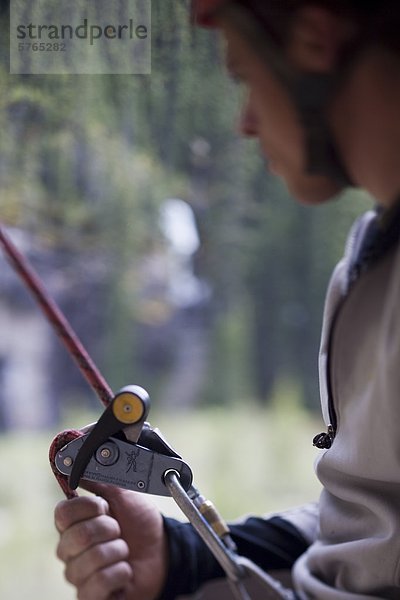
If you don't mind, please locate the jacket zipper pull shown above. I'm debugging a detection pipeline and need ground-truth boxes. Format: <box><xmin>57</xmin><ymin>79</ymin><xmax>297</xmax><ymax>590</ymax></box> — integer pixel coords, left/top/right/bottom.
<box><xmin>313</xmin><ymin>425</ymin><xmax>335</xmax><ymax>449</ymax></box>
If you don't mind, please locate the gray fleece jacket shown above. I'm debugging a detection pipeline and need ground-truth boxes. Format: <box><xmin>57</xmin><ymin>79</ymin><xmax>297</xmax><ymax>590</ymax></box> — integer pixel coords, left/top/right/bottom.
<box><xmin>163</xmin><ymin>208</ymin><xmax>400</xmax><ymax>600</ymax></box>
<box><xmin>291</xmin><ymin>209</ymin><xmax>400</xmax><ymax>599</ymax></box>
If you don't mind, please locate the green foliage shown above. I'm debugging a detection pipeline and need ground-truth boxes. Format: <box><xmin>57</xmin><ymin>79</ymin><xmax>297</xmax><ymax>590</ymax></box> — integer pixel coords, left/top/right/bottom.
<box><xmin>0</xmin><ymin>1</ymin><xmax>373</xmax><ymax>409</ymax></box>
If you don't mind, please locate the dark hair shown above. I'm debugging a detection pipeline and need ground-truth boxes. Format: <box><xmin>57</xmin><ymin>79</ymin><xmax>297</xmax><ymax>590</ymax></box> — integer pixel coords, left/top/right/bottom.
<box><xmin>235</xmin><ymin>0</ymin><xmax>395</xmax><ymax>19</ymax></box>
<box><xmin>232</xmin><ymin>0</ymin><xmax>400</xmax><ymax>54</ymax></box>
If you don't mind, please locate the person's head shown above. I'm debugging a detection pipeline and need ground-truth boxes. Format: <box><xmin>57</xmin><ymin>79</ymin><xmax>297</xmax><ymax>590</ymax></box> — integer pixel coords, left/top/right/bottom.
<box><xmin>193</xmin><ymin>1</ymin><xmax>400</xmax><ymax>206</ymax></box>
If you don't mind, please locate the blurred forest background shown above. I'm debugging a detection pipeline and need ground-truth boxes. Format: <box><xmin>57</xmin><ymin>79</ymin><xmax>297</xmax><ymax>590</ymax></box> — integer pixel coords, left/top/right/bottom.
<box><xmin>0</xmin><ymin>1</ymin><xmax>372</xmax><ymax>598</ymax></box>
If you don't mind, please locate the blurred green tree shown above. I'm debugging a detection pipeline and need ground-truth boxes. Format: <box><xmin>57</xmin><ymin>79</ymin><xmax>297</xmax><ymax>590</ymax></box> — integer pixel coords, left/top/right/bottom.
<box><xmin>0</xmin><ymin>0</ymin><xmax>372</xmax><ymax>412</ymax></box>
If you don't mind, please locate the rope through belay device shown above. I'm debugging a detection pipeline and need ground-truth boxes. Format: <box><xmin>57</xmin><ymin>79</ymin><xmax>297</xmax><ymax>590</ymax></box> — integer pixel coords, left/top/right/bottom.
<box><xmin>0</xmin><ymin>222</ymin><xmax>293</xmax><ymax>600</ymax></box>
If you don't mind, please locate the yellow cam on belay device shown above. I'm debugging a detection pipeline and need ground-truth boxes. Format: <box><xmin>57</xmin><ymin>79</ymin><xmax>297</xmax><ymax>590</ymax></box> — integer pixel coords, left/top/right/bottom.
<box><xmin>57</xmin><ymin>385</ymin><xmax>193</xmax><ymax>496</ymax></box>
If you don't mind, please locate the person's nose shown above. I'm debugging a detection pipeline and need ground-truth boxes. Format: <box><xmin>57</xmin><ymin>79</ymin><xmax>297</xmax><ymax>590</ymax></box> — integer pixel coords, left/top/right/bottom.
<box><xmin>238</xmin><ymin>93</ymin><xmax>259</xmax><ymax>137</ymax></box>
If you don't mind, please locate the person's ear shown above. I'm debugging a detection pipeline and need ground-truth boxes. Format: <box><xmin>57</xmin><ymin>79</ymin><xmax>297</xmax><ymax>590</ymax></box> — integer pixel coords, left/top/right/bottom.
<box><xmin>286</xmin><ymin>6</ymin><xmax>354</xmax><ymax>72</ymax></box>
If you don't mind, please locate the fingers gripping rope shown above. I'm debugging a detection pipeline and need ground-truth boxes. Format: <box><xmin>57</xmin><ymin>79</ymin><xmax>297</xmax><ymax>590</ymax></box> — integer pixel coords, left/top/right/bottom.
<box><xmin>50</xmin><ymin>431</ymin><xmax>128</xmax><ymax>600</ymax></box>
<box><xmin>49</xmin><ymin>432</ymin><xmax>127</xmax><ymax>600</ymax></box>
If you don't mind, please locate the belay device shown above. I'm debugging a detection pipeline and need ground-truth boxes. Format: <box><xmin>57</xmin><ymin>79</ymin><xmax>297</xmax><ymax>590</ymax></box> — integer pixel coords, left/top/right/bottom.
<box><xmin>0</xmin><ymin>223</ymin><xmax>294</xmax><ymax>600</ymax></box>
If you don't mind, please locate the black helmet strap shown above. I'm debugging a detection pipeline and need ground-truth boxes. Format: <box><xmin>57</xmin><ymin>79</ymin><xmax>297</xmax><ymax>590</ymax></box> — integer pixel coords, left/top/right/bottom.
<box><xmin>289</xmin><ymin>72</ymin><xmax>354</xmax><ymax>186</ymax></box>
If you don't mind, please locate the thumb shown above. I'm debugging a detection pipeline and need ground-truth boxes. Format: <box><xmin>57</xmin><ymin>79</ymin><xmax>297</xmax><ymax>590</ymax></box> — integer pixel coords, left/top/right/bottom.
<box><xmin>79</xmin><ymin>479</ymin><xmax>133</xmax><ymax>502</ymax></box>
<box><xmin>79</xmin><ymin>480</ymin><xmax>144</xmax><ymax>517</ymax></box>
<box><xmin>79</xmin><ymin>479</ymin><xmax>121</xmax><ymax>496</ymax></box>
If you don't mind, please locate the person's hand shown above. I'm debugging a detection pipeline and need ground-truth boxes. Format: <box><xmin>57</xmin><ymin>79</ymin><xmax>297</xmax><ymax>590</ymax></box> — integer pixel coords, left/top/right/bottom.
<box><xmin>54</xmin><ymin>482</ymin><xmax>168</xmax><ymax>600</ymax></box>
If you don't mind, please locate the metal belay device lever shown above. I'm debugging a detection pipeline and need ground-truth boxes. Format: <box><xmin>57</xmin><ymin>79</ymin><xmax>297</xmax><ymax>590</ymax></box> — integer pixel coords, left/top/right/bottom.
<box><xmin>164</xmin><ymin>472</ymin><xmax>295</xmax><ymax>600</ymax></box>
<box><xmin>0</xmin><ymin>223</ymin><xmax>293</xmax><ymax>600</ymax></box>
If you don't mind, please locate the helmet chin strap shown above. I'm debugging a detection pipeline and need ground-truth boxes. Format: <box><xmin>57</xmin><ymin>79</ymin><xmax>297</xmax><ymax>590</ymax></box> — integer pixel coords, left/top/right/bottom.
<box><xmin>289</xmin><ymin>72</ymin><xmax>355</xmax><ymax>187</ymax></box>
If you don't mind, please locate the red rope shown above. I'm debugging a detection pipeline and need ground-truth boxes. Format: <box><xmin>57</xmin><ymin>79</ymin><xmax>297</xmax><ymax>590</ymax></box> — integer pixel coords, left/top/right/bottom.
<box><xmin>49</xmin><ymin>430</ymin><xmax>82</xmax><ymax>499</ymax></box>
<box><xmin>0</xmin><ymin>224</ymin><xmax>113</xmax><ymax>407</ymax></box>
<box><xmin>0</xmin><ymin>223</ymin><xmax>125</xmax><ymax>600</ymax></box>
